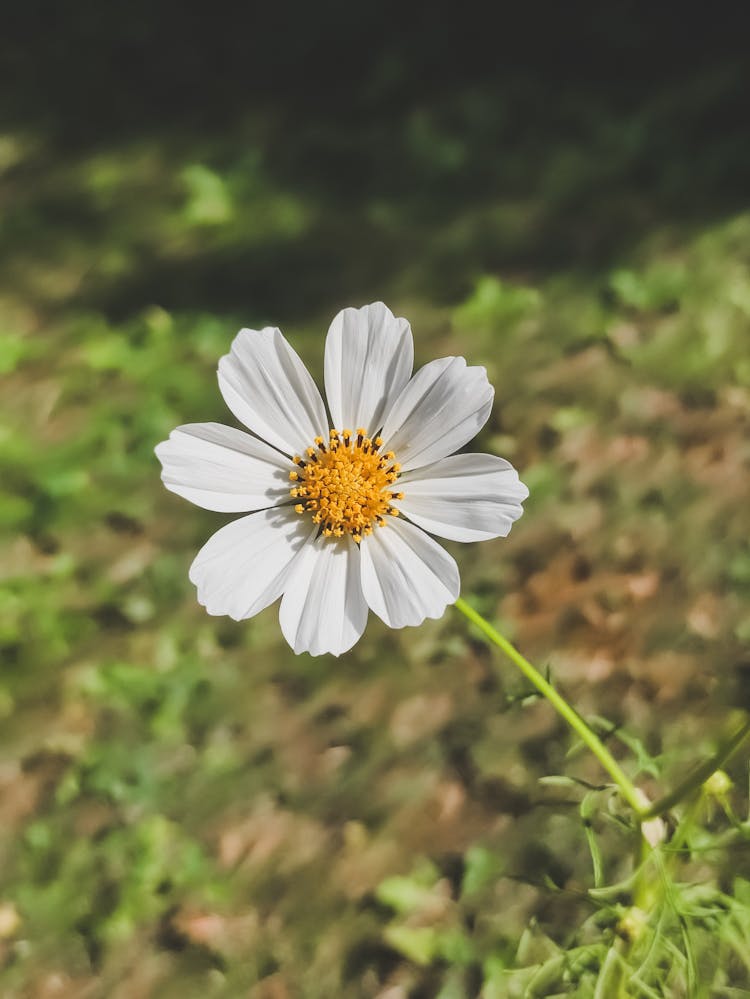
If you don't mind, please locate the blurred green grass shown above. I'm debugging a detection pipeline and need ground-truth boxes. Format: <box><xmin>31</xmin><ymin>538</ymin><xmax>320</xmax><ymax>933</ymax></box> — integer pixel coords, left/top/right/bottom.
<box><xmin>2</xmin><ymin>9</ymin><xmax>750</xmax><ymax>996</ymax></box>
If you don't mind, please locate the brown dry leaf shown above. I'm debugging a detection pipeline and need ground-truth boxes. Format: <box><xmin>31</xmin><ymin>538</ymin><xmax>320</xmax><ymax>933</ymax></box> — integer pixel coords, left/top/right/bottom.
<box><xmin>626</xmin><ymin>572</ymin><xmax>660</xmax><ymax>601</ymax></box>
<box><xmin>249</xmin><ymin>972</ymin><xmax>293</xmax><ymax>999</ymax></box>
<box><xmin>686</xmin><ymin>592</ymin><xmax>723</xmax><ymax>639</ymax></box>
<box><xmin>106</xmin><ymin>541</ymin><xmax>156</xmax><ymax>585</ymax></box>
<box><xmin>0</xmin><ymin>901</ymin><xmax>21</xmax><ymax>939</ymax></box>
<box><xmin>171</xmin><ymin>907</ymin><xmax>260</xmax><ymax>958</ymax></box>
<box><xmin>217</xmin><ymin>799</ymin><xmax>329</xmax><ymax>872</ymax></box>
<box><xmin>389</xmin><ymin>693</ymin><xmax>453</xmax><ymax>747</ymax></box>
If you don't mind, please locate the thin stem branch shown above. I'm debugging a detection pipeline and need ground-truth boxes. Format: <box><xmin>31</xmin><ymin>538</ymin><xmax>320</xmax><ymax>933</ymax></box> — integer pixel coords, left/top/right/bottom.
<box><xmin>641</xmin><ymin>715</ymin><xmax>750</xmax><ymax>819</ymax></box>
<box><xmin>454</xmin><ymin>597</ymin><xmax>646</xmax><ymax>817</ymax></box>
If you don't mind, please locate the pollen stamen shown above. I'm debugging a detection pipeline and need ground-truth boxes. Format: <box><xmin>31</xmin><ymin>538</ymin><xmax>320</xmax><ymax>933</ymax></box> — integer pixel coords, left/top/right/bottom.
<box><xmin>290</xmin><ymin>427</ymin><xmax>402</xmax><ymax>541</ymax></box>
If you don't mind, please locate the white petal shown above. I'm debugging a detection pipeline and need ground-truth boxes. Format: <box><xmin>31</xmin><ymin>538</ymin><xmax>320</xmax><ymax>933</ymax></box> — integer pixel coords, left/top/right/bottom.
<box><xmin>279</xmin><ymin>535</ymin><xmax>368</xmax><ymax>656</ymax></box>
<box><xmin>396</xmin><ymin>454</ymin><xmax>529</xmax><ymax>542</ymax></box>
<box><xmin>379</xmin><ymin>356</ymin><xmax>494</xmax><ymax>471</ymax></box>
<box><xmin>155</xmin><ymin>423</ymin><xmax>291</xmax><ymax>512</ymax></box>
<box><xmin>359</xmin><ymin>517</ymin><xmax>459</xmax><ymax>629</ymax></box>
<box><xmin>324</xmin><ymin>302</ymin><xmax>413</xmax><ymax>433</ymax></box>
<box><xmin>218</xmin><ymin>327</ymin><xmax>328</xmax><ymax>455</ymax></box>
<box><xmin>189</xmin><ymin>507</ymin><xmax>313</xmax><ymax>621</ymax></box>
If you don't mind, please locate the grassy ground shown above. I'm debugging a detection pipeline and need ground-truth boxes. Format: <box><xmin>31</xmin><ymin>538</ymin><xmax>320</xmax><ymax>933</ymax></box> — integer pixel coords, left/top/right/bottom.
<box><xmin>2</xmin><ymin>11</ymin><xmax>750</xmax><ymax>997</ymax></box>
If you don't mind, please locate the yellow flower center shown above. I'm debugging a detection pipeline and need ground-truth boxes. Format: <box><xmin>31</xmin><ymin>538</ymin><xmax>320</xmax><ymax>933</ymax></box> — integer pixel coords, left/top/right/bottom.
<box><xmin>289</xmin><ymin>428</ymin><xmax>403</xmax><ymax>543</ymax></box>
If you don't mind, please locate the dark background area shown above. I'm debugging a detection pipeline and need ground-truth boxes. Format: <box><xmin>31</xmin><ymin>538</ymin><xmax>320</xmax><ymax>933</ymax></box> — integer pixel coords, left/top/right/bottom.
<box><xmin>3</xmin><ymin>3</ymin><xmax>750</xmax><ymax>317</ymax></box>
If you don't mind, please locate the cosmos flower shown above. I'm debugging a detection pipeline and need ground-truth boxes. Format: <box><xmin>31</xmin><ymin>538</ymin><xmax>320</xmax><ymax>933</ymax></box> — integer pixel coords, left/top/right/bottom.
<box><xmin>155</xmin><ymin>303</ymin><xmax>528</xmax><ymax>656</ymax></box>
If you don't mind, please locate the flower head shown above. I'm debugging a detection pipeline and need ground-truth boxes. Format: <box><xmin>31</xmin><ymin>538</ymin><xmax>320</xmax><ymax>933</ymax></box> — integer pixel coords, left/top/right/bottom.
<box><xmin>155</xmin><ymin>303</ymin><xmax>528</xmax><ymax>655</ymax></box>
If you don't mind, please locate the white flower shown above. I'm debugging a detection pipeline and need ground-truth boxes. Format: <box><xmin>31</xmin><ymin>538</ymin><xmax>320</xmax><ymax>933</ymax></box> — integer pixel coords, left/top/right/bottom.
<box><xmin>155</xmin><ymin>302</ymin><xmax>528</xmax><ymax>656</ymax></box>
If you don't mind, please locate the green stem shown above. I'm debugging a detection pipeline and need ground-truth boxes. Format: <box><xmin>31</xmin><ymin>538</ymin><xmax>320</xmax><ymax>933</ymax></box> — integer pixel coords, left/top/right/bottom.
<box><xmin>454</xmin><ymin>597</ymin><xmax>646</xmax><ymax>817</ymax></box>
<box><xmin>641</xmin><ymin>715</ymin><xmax>750</xmax><ymax>819</ymax></box>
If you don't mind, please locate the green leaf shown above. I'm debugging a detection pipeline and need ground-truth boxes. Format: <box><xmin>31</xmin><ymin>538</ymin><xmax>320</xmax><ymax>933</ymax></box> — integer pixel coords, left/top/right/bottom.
<box><xmin>461</xmin><ymin>845</ymin><xmax>505</xmax><ymax>896</ymax></box>
<box><xmin>383</xmin><ymin>925</ymin><xmax>438</xmax><ymax>966</ymax></box>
